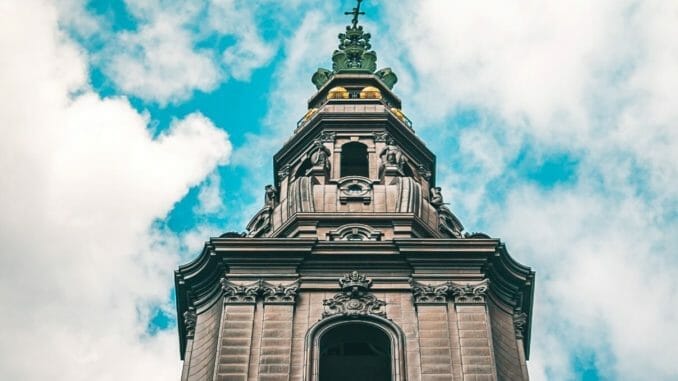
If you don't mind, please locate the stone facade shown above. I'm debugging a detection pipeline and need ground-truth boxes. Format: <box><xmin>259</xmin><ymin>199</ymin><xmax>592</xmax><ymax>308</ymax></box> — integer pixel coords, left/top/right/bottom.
<box><xmin>175</xmin><ymin>4</ymin><xmax>534</xmax><ymax>380</ymax></box>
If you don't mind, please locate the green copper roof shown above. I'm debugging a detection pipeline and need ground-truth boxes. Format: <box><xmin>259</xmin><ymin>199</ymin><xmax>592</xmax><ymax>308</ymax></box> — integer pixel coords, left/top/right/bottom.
<box><xmin>312</xmin><ymin>0</ymin><xmax>397</xmax><ymax>90</ymax></box>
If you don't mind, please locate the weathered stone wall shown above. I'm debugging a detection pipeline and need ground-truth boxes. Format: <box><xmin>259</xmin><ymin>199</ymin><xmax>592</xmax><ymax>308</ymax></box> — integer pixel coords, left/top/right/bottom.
<box><xmin>183</xmin><ymin>302</ymin><xmax>221</xmax><ymax>381</ymax></box>
<box><xmin>488</xmin><ymin>299</ymin><xmax>528</xmax><ymax>381</ymax></box>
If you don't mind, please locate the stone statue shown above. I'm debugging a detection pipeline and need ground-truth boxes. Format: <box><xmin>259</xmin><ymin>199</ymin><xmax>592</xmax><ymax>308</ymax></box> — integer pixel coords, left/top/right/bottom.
<box><xmin>379</xmin><ymin>139</ymin><xmax>404</xmax><ymax>169</ymax></box>
<box><xmin>430</xmin><ymin>186</ymin><xmax>444</xmax><ymax>208</ymax></box>
<box><xmin>264</xmin><ymin>185</ymin><xmax>277</xmax><ymax>207</ymax></box>
<box><xmin>308</xmin><ymin>140</ymin><xmax>331</xmax><ymax>172</ymax></box>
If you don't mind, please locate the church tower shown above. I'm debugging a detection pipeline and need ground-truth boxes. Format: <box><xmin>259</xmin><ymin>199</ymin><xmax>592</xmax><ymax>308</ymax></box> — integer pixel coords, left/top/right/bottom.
<box><xmin>175</xmin><ymin>2</ymin><xmax>535</xmax><ymax>380</ymax></box>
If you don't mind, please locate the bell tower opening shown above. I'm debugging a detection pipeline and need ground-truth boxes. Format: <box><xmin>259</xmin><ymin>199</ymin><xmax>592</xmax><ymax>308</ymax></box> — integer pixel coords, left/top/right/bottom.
<box><xmin>319</xmin><ymin>322</ymin><xmax>391</xmax><ymax>381</ymax></box>
<box><xmin>340</xmin><ymin>142</ymin><xmax>369</xmax><ymax>178</ymax></box>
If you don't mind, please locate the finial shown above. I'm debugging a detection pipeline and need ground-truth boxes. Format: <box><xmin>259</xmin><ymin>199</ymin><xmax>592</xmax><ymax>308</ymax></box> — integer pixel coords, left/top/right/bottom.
<box><xmin>344</xmin><ymin>0</ymin><xmax>365</xmax><ymax>28</ymax></box>
<box><xmin>310</xmin><ymin>0</ymin><xmax>398</xmax><ymax>90</ymax></box>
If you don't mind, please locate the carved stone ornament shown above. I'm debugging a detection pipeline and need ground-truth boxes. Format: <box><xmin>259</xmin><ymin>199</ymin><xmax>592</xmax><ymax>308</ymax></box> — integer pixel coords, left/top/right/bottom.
<box><xmin>262</xmin><ymin>281</ymin><xmax>301</xmax><ymax>304</ymax></box>
<box><xmin>327</xmin><ymin>223</ymin><xmax>382</xmax><ymax>241</ymax></box>
<box><xmin>430</xmin><ymin>186</ymin><xmax>444</xmax><ymax>208</ymax></box>
<box><xmin>379</xmin><ymin>139</ymin><xmax>405</xmax><ymax>169</ymax></box>
<box><xmin>417</xmin><ymin>164</ymin><xmax>432</xmax><ymax>181</ymax></box>
<box><xmin>337</xmin><ymin>176</ymin><xmax>373</xmax><ymax>204</ymax></box>
<box><xmin>221</xmin><ymin>279</ymin><xmax>262</xmax><ymax>304</ymax></box>
<box><xmin>183</xmin><ymin>306</ymin><xmax>197</xmax><ymax>338</ymax></box>
<box><xmin>264</xmin><ymin>184</ymin><xmax>277</xmax><ymax>207</ymax></box>
<box><xmin>513</xmin><ymin>310</ymin><xmax>528</xmax><ymax>340</ymax></box>
<box><xmin>277</xmin><ymin>164</ymin><xmax>291</xmax><ymax>181</ymax></box>
<box><xmin>373</xmin><ymin>131</ymin><xmax>390</xmax><ymax>142</ymax></box>
<box><xmin>451</xmin><ymin>280</ymin><xmax>489</xmax><ymax>304</ymax></box>
<box><xmin>322</xmin><ymin>271</ymin><xmax>386</xmax><ymax>318</ymax></box>
<box><xmin>245</xmin><ymin>206</ymin><xmax>272</xmax><ymax>237</ymax></box>
<box><xmin>221</xmin><ymin>279</ymin><xmax>300</xmax><ymax>305</ymax></box>
<box><xmin>410</xmin><ymin>279</ymin><xmax>489</xmax><ymax>305</ymax></box>
<box><xmin>307</xmin><ymin>139</ymin><xmax>332</xmax><ymax>172</ymax></box>
<box><xmin>319</xmin><ymin>130</ymin><xmax>336</xmax><ymax>143</ymax></box>
<box><xmin>409</xmin><ymin>280</ymin><xmax>450</xmax><ymax>304</ymax></box>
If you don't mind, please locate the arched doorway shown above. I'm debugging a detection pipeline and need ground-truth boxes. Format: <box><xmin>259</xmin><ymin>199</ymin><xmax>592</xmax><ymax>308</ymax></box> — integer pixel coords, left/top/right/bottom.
<box><xmin>319</xmin><ymin>323</ymin><xmax>391</xmax><ymax>381</ymax></box>
<box><xmin>305</xmin><ymin>316</ymin><xmax>405</xmax><ymax>381</ymax></box>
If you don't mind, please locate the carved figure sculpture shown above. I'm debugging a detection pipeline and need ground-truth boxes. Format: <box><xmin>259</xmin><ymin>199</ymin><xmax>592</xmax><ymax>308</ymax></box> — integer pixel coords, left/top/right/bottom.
<box><xmin>430</xmin><ymin>186</ymin><xmax>444</xmax><ymax>208</ymax></box>
<box><xmin>308</xmin><ymin>140</ymin><xmax>331</xmax><ymax>172</ymax></box>
<box><xmin>379</xmin><ymin>139</ymin><xmax>404</xmax><ymax>169</ymax></box>
<box><xmin>264</xmin><ymin>184</ymin><xmax>277</xmax><ymax>207</ymax></box>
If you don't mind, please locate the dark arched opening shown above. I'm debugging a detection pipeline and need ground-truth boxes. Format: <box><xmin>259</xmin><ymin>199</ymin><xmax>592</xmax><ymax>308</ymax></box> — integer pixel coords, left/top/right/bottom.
<box><xmin>341</xmin><ymin>142</ymin><xmax>369</xmax><ymax>177</ymax></box>
<box><xmin>319</xmin><ymin>323</ymin><xmax>391</xmax><ymax>381</ymax></box>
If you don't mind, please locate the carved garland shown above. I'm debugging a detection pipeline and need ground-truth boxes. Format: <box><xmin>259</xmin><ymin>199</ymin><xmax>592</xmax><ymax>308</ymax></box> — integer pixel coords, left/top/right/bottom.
<box><xmin>410</xmin><ymin>279</ymin><xmax>489</xmax><ymax>305</ymax></box>
<box><xmin>220</xmin><ymin>279</ymin><xmax>300</xmax><ymax>305</ymax></box>
<box><xmin>322</xmin><ymin>271</ymin><xmax>387</xmax><ymax>318</ymax></box>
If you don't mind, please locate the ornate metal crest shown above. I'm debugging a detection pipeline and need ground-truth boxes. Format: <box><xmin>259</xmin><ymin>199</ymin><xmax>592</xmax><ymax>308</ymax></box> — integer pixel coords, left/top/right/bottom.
<box><xmin>322</xmin><ymin>271</ymin><xmax>386</xmax><ymax>318</ymax></box>
<box><xmin>221</xmin><ymin>279</ymin><xmax>300</xmax><ymax>305</ymax></box>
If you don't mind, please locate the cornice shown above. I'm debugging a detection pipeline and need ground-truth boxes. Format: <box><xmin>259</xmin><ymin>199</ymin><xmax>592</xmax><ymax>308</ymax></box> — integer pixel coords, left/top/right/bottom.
<box><xmin>175</xmin><ymin>237</ymin><xmax>534</xmax><ymax>361</ymax></box>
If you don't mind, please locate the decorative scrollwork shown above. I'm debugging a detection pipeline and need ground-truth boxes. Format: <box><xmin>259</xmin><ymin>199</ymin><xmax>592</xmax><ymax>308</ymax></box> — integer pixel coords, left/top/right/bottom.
<box><xmin>183</xmin><ymin>306</ymin><xmax>197</xmax><ymax>338</ymax></box>
<box><xmin>220</xmin><ymin>279</ymin><xmax>301</xmax><ymax>305</ymax></box>
<box><xmin>221</xmin><ymin>279</ymin><xmax>262</xmax><ymax>304</ymax></box>
<box><xmin>319</xmin><ymin>130</ymin><xmax>336</xmax><ymax>143</ymax></box>
<box><xmin>277</xmin><ymin>164</ymin><xmax>291</xmax><ymax>181</ymax></box>
<box><xmin>409</xmin><ymin>279</ymin><xmax>489</xmax><ymax>305</ymax></box>
<box><xmin>513</xmin><ymin>310</ymin><xmax>528</xmax><ymax>339</ymax></box>
<box><xmin>451</xmin><ymin>280</ymin><xmax>489</xmax><ymax>304</ymax></box>
<box><xmin>409</xmin><ymin>280</ymin><xmax>450</xmax><ymax>304</ymax></box>
<box><xmin>322</xmin><ymin>271</ymin><xmax>386</xmax><ymax>318</ymax></box>
<box><xmin>262</xmin><ymin>281</ymin><xmax>300</xmax><ymax>304</ymax></box>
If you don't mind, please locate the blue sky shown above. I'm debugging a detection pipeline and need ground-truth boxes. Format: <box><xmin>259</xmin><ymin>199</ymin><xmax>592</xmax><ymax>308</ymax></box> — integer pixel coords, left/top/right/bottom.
<box><xmin>1</xmin><ymin>1</ymin><xmax>676</xmax><ymax>380</ymax></box>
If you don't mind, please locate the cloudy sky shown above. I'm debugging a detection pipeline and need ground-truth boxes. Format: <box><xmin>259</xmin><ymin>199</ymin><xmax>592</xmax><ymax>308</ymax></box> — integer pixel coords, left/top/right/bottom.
<box><xmin>1</xmin><ymin>0</ymin><xmax>676</xmax><ymax>380</ymax></box>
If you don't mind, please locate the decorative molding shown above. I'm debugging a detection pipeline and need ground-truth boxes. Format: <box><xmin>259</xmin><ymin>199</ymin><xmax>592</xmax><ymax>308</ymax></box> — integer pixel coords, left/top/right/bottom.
<box><xmin>327</xmin><ymin>223</ymin><xmax>382</xmax><ymax>241</ymax></box>
<box><xmin>277</xmin><ymin>164</ymin><xmax>291</xmax><ymax>181</ymax></box>
<box><xmin>513</xmin><ymin>310</ymin><xmax>528</xmax><ymax>340</ymax></box>
<box><xmin>183</xmin><ymin>306</ymin><xmax>197</xmax><ymax>338</ymax></box>
<box><xmin>322</xmin><ymin>271</ymin><xmax>386</xmax><ymax>318</ymax></box>
<box><xmin>410</xmin><ymin>279</ymin><xmax>489</xmax><ymax>305</ymax></box>
<box><xmin>262</xmin><ymin>281</ymin><xmax>300</xmax><ymax>304</ymax></box>
<box><xmin>451</xmin><ymin>279</ymin><xmax>489</xmax><ymax>304</ymax></box>
<box><xmin>245</xmin><ymin>206</ymin><xmax>272</xmax><ymax>238</ymax></box>
<box><xmin>319</xmin><ymin>130</ymin><xmax>336</xmax><ymax>143</ymax></box>
<box><xmin>337</xmin><ymin>176</ymin><xmax>373</xmax><ymax>204</ymax></box>
<box><xmin>221</xmin><ymin>279</ymin><xmax>301</xmax><ymax>305</ymax></box>
<box><xmin>373</xmin><ymin>131</ymin><xmax>389</xmax><ymax>142</ymax></box>
<box><xmin>221</xmin><ymin>279</ymin><xmax>262</xmax><ymax>304</ymax></box>
<box><xmin>410</xmin><ymin>280</ymin><xmax>450</xmax><ymax>304</ymax></box>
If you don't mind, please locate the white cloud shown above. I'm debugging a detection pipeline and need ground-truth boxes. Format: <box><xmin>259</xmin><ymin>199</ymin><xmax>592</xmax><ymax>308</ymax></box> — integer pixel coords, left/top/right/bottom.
<box><xmin>0</xmin><ymin>1</ymin><xmax>231</xmax><ymax>380</ymax></box>
<box><xmin>92</xmin><ymin>0</ymin><xmax>276</xmax><ymax>104</ymax></box>
<box><xmin>382</xmin><ymin>1</ymin><xmax>678</xmax><ymax>379</ymax></box>
<box><xmin>102</xmin><ymin>13</ymin><xmax>221</xmax><ymax>105</ymax></box>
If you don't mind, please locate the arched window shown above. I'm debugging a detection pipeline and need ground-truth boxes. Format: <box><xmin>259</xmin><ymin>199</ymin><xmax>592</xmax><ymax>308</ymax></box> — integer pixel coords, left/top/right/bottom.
<box><xmin>320</xmin><ymin>323</ymin><xmax>390</xmax><ymax>381</ymax></box>
<box><xmin>341</xmin><ymin>142</ymin><xmax>369</xmax><ymax>177</ymax></box>
<box><xmin>305</xmin><ymin>316</ymin><xmax>406</xmax><ymax>381</ymax></box>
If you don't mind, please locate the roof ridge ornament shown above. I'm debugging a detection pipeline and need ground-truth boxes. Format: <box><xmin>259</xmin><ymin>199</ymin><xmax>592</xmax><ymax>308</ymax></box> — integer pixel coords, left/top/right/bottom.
<box><xmin>311</xmin><ymin>0</ymin><xmax>398</xmax><ymax>90</ymax></box>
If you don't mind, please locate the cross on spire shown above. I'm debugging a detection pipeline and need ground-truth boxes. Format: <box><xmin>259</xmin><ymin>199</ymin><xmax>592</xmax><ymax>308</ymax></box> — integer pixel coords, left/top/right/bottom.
<box><xmin>345</xmin><ymin>0</ymin><xmax>365</xmax><ymax>28</ymax></box>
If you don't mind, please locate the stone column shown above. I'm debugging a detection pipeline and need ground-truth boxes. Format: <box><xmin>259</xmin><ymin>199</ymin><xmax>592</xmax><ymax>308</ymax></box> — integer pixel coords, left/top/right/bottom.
<box><xmin>411</xmin><ymin>281</ymin><xmax>456</xmax><ymax>381</ymax></box>
<box><xmin>451</xmin><ymin>280</ymin><xmax>497</xmax><ymax>381</ymax></box>
<box><xmin>257</xmin><ymin>282</ymin><xmax>300</xmax><ymax>381</ymax></box>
